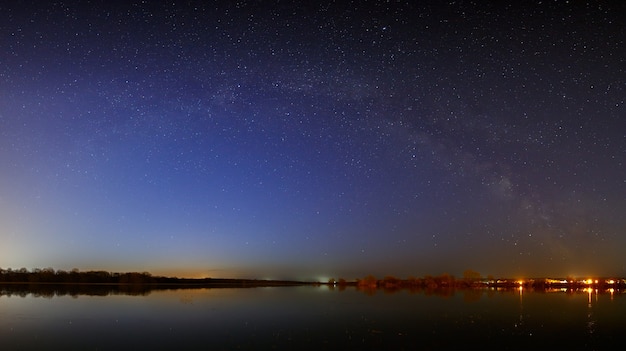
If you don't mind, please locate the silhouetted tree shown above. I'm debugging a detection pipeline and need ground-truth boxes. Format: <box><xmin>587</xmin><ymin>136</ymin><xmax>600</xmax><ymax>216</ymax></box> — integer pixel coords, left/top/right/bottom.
<box><xmin>435</xmin><ymin>273</ymin><xmax>454</xmax><ymax>287</ymax></box>
<box><xmin>358</xmin><ymin>275</ymin><xmax>377</xmax><ymax>288</ymax></box>
<box><xmin>461</xmin><ymin>269</ymin><xmax>482</xmax><ymax>287</ymax></box>
<box><xmin>382</xmin><ymin>275</ymin><xmax>400</xmax><ymax>288</ymax></box>
<box><xmin>55</xmin><ymin>269</ymin><xmax>68</xmax><ymax>282</ymax></box>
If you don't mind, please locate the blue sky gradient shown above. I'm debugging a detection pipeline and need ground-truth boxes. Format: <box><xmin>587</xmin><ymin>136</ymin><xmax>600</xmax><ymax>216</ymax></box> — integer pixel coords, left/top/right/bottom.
<box><xmin>1</xmin><ymin>1</ymin><xmax>624</xmax><ymax>280</ymax></box>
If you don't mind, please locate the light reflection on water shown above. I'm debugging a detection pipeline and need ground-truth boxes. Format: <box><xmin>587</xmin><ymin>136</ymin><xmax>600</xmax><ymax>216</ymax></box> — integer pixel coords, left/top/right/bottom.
<box><xmin>1</xmin><ymin>285</ymin><xmax>624</xmax><ymax>350</ymax></box>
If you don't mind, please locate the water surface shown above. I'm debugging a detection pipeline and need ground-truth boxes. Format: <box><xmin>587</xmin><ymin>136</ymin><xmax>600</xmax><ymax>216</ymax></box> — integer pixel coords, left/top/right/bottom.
<box><xmin>1</xmin><ymin>285</ymin><xmax>623</xmax><ymax>350</ymax></box>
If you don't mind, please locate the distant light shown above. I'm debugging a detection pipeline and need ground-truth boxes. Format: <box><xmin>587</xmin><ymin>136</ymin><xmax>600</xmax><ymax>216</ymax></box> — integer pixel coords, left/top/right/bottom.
<box><xmin>317</xmin><ymin>276</ymin><xmax>329</xmax><ymax>283</ymax></box>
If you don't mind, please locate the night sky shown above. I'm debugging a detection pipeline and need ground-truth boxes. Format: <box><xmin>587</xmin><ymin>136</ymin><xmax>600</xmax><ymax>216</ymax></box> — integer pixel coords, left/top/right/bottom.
<box><xmin>1</xmin><ymin>1</ymin><xmax>624</xmax><ymax>281</ymax></box>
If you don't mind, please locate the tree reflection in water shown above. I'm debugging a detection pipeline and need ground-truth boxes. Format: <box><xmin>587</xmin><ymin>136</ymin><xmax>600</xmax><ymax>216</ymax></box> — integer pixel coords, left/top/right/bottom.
<box><xmin>1</xmin><ymin>284</ymin><xmax>158</xmax><ymax>297</ymax></box>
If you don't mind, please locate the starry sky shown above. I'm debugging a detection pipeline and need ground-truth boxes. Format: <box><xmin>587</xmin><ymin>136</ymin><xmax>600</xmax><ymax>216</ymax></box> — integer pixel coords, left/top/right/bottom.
<box><xmin>1</xmin><ymin>1</ymin><xmax>624</xmax><ymax>281</ymax></box>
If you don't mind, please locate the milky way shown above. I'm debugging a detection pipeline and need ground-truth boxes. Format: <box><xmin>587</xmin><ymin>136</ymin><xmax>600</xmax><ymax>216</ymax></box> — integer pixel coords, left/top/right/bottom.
<box><xmin>1</xmin><ymin>1</ymin><xmax>624</xmax><ymax>280</ymax></box>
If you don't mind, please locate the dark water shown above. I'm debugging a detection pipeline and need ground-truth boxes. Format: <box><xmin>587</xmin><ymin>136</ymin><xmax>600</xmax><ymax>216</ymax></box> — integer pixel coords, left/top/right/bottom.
<box><xmin>1</xmin><ymin>285</ymin><xmax>623</xmax><ymax>350</ymax></box>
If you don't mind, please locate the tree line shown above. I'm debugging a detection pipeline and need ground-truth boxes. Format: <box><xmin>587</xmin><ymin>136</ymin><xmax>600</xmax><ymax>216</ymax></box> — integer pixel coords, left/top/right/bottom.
<box><xmin>4</xmin><ymin>267</ymin><xmax>624</xmax><ymax>291</ymax></box>
<box><xmin>328</xmin><ymin>270</ymin><xmax>485</xmax><ymax>290</ymax></box>
<box><xmin>0</xmin><ymin>267</ymin><xmax>315</xmax><ymax>287</ymax></box>
<box><xmin>0</xmin><ymin>267</ymin><xmax>157</xmax><ymax>284</ymax></box>
<box><xmin>330</xmin><ymin>269</ymin><xmax>626</xmax><ymax>291</ymax></box>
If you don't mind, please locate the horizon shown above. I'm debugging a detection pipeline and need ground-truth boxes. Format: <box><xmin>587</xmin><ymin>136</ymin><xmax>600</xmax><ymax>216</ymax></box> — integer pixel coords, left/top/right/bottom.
<box><xmin>2</xmin><ymin>2</ymin><xmax>625</xmax><ymax>280</ymax></box>
<box><xmin>2</xmin><ymin>266</ymin><xmax>626</xmax><ymax>283</ymax></box>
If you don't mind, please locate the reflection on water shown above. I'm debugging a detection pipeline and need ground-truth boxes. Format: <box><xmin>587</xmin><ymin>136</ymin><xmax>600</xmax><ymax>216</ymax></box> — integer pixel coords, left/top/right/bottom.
<box><xmin>1</xmin><ymin>285</ymin><xmax>624</xmax><ymax>350</ymax></box>
<box><xmin>0</xmin><ymin>283</ymin><xmax>155</xmax><ymax>298</ymax></box>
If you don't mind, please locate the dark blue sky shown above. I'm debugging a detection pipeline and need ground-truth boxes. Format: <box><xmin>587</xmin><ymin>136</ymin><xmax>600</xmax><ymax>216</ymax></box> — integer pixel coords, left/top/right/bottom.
<box><xmin>1</xmin><ymin>1</ymin><xmax>624</xmax><ymax>280</ymax></box>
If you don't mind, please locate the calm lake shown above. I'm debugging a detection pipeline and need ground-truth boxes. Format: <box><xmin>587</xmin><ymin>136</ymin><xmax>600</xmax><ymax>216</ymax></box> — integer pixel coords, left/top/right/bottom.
<box><xmin>1</xmin><ymin>285</ymin><xmax>623</xmax><ymax>350</ymax></box>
